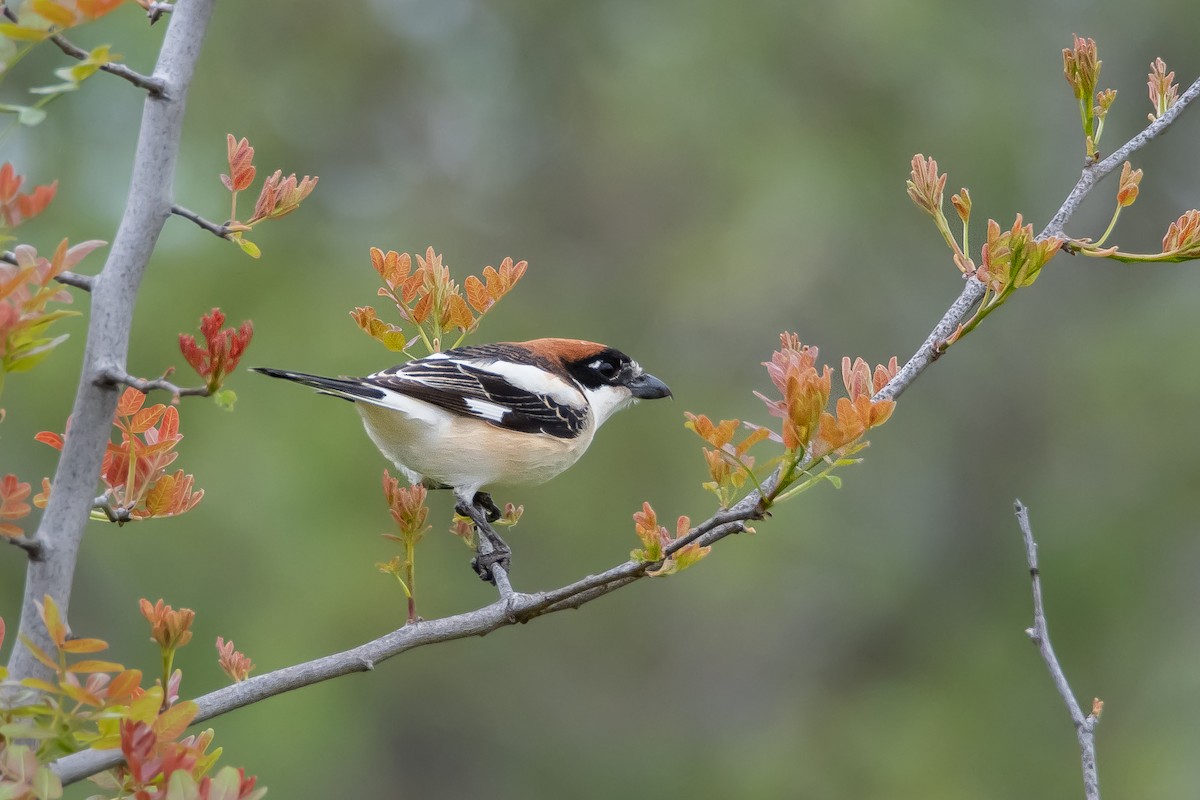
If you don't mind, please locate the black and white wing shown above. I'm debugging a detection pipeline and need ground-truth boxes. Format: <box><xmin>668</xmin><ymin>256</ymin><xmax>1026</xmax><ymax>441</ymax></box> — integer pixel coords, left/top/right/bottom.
<box><xmin>366</xmin><ymin>350</ymin><xmax>590</xmax><ymax>439</ymax></box>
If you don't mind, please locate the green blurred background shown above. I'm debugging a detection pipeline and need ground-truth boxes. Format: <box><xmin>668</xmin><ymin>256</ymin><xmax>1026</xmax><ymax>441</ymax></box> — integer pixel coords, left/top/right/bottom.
<box><xmin>5</xmin><ymin>0</ymin><xmax>1200</xmax><ymax>797</ymax></box>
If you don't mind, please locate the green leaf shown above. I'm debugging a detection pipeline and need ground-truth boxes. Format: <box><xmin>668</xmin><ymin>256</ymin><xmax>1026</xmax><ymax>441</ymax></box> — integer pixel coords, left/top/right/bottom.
<box><xmin>165</xmin><ymin>770</ymin><xmax>201</xmax><ymax>800</ymax></box>
<box><xmin>18</xmin><ymin>105</ymin><xmax>47</xmax><ymax>126</ymax></box>
<box><xmin>0</xmin><ymin>102</ymin><xmax>46</xmax><ymax>125</ymax></box>
<box><xmin>234</xmin><ymin>236</ymin><xmax>261</xmax><ymax>258</ymax></box>
<box><xmin>5</xmin><ymin>333</ymin><xmax>69</xmax><ymax>372</ymax></box>
<box><xmin>0</xmin><ymin>722</ymin><xmax>56</xmax><ymax>740</ymax></box>
<box><xmin>212</xmin><ymin>388</ymin><xmax>237</xmax><ymax>410</ymax></box>
<box><xmin>32</xmin><ymin>765</ymin><xmax>62</xmax><ymax>800</ymax></box>
<box><xmin>825</xmin><ymin>474</ymin><xmax>842</xmax><ymax>489</ymax></box>
<box><xmin>28</xmin><ymin>80</ymin><xmax>78</xmax><ymax>95</ymax></box>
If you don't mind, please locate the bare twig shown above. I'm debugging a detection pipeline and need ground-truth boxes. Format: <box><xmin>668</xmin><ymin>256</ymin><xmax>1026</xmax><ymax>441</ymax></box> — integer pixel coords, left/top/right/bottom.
<box><xmin>170</xmin><ymin>204</ymin><xmax>232</xmax><ymax>239</ymax></box>
<box><xmin>48</xmin><ymin>33</ymin><xmax>166</xmax><ymax>97</ymax></box>
<box><xmin>55</xmin><ymin>271</ymin><xmax>94</xmax><ymax>291</ymax></box>
<box><xmin>5</xmin><ymin>0</ymin><xmax>217</xmax><ymax>687</ymax></box>
<box><xmin>96</xmin><ymin>366</ymin><xmax>210</xmax><ymax>401</ymax></box>
<box><xmin>1014</xmin><ymin>500</ymin><xmax>1101</xmax><ymax>800</ymax></box>
<box><xmin>145</xmin><ymin>2</ymin><xmax>174</xmax><ymax>24</ymax></box>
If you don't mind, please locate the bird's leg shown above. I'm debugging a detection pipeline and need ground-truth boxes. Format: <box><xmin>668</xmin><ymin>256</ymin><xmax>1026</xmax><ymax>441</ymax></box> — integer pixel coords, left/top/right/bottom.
<box><xmin>473</xmin><ymin>491</ymin><xmax>502</xmax><ymax>523</ymax></box>
<box><xmin>456</xmin><ymin>495</ymin><xmax>512</xmax><ymax>588</ymax></box>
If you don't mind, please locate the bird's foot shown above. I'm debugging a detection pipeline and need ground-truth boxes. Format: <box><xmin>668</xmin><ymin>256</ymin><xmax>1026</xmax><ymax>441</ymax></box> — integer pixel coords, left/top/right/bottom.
<box><xmin>473</xmin><ymin>491</ymin><xmax>502</xmax><ymax>523</ymax></box>
<box><xmin>471</xmin><ymin>541</ymin><xmax>512</xmax><ymax>584</ymax></box>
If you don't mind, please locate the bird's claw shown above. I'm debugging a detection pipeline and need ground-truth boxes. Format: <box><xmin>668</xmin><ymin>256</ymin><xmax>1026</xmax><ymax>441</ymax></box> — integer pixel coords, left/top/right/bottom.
<box><xmin>471</xmin><ymin>546</ymin><xmax>512</xmax><ymax>584</ymax></box>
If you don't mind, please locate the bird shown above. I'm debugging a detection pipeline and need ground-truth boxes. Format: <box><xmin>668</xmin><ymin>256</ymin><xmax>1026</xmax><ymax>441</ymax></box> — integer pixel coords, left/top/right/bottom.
<box><xmin>252</xmin><ymin>338</ymin><xmax>671</xmax><ymax>580</ymax></box>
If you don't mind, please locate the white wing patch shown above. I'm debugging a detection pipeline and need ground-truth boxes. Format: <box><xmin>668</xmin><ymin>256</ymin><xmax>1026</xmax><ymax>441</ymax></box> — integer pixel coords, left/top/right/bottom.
<box><xmin>464</xmin><ymin>397</ymin><xmax>508</xmax><ymax>422</ymax></box>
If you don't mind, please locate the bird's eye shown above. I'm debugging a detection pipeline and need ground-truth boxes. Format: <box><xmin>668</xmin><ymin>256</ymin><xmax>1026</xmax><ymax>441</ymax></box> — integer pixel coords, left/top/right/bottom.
<box><xmin>590</xmin><ymin>359</ymin><xmax>618</xmax><ymax>380</ymax></box>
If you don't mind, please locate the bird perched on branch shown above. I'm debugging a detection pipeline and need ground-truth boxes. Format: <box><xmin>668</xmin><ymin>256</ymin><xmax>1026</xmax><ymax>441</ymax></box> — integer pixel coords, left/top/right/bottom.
<box><xmin>253</xmin><ymin>338</ymin><xmax>671</xmax><ymax>581</ymax></box>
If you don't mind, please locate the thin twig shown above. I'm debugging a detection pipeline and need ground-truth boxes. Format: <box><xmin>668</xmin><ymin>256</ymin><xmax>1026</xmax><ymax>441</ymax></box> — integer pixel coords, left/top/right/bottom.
<box><xmin>1014</xmin><ymin>500</ymin><xmax>1101</xmax><ymax>800</ymax></box>
<box><xmin>55</xmin><ymin>271</ymin><xmax>94</xmax><ymax>291</ymax></box>
<box><xmin>145</xmin><ymin>2</ymin><xmax>174</xmax><ymax>24</ymax></box>
<box><xmin>48</xmin><ymin>33</ymin><xmax>166</xmax><ymax>97</ymax></box>
<box><xmin>170</xmin><ymin>204</ymin><xmax>232</xmax><ymax>239</ymax></box>
<box><xmin>3</xmin><ymin>250</ymin><xmax>94</xmax><ymax>290</ymax></box>
<box><xmin>96</xmin><ymin>367</ymin><xmax>210</xmax><ymax>401</ymax></box>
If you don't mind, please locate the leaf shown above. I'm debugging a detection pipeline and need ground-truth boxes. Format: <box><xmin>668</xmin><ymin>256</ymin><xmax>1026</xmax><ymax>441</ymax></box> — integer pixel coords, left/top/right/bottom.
<box><xmin>58</xmin><ymin>636</ymin><xmax>108</xmax><ymax>654</ymax></box>
<box><xmin>153</xmin><ymin>699</ymin><xmax>198</xmax><ymax>741</ymax></box>
<box><xmin>0</xmin><ymin>23</ymin><xmax>52</xmax><ymax>41</ymax></box>
<box><xmin>32</xmin><ymin>0</ymin><xmax>76</xmax><ymax>26</ymax></box>
<box><xmin>65</xmin><ymin>659</ymin><xmax>123</xmax><ymax>673</ymax></box>
<box><xmin>32</xmin><ymin>764</ymin><xmax>62</xmax><ymax>800</ymax></box>
<box><xmin>165</xmin><ymin>770</ymin><xmax>201</xmax><ymax>800</ymax></box>
<box><xmin>37</xmin><ymin>594</ymin><xmax>67</xmax><ymax>648</ymax></box>
<box><xmin>234</xmin><ymin>236</ymin><xmax>261</xmax><ymax>258</ymax></box>
<box><xmin>18</xmin><ymin>106</ymin><xmax>48</xmax><ymax>126</ymax></box>
<box><xmin>212</xmin><ymin>388</ymin><xmax>237</xmax><ymax>410</ymax></box>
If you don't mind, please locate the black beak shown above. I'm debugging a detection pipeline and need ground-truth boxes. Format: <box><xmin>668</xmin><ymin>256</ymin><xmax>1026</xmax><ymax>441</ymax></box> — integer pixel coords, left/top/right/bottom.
<box><xmin>627</xmin><ymin>372</ymin><xmax>672</xmax><ymax>400</ymax></box>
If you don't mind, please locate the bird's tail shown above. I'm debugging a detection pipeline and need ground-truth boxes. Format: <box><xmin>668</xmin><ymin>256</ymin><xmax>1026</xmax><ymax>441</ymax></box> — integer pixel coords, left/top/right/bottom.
<box><xmin>251</xmin><ymin>367</ymin><xmax>385</xmax><ymax>403</ymax></box>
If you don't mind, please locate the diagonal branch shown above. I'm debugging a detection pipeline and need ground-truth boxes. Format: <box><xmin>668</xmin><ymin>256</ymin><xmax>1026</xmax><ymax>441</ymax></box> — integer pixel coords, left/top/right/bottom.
<box><xmin>170</xmin><ymin>204</ymin><xmax>233</xmax><ymax>239</ymax></box>
<box><xmin>48</xmin><ymin>66</ymin><xmax>1200</xmax><ymax>791</ymax></box>
<box><xmin>1014</xmin><ymin>501</ymin><xmax>1101</xmax><ymax>800</ymax></box>
<box><xmin>48</xmin><ymin>32</ymin><xmax>166</xmax><ymax>96</ymax></box>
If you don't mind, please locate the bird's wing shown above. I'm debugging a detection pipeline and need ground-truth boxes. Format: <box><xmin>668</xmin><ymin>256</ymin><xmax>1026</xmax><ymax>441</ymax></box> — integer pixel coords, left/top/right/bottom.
<box><xmin>367</xmin><ymin>356</ymin><xmax>589</xmax><ymax>439</ymax></box>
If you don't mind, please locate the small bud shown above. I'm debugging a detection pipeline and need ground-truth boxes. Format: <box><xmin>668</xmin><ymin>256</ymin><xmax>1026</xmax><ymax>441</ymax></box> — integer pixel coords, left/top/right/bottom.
<box><xmin>1116</xmin><ymin>161</ymin><xmax>1142</xmax><ymax>208</ymax></box>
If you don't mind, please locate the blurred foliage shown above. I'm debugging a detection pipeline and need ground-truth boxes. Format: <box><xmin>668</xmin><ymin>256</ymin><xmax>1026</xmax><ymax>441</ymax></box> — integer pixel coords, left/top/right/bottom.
<box><xmin>3</xmin><ymin>0</ymin><xmax>1200</xmax><ymax>797</ymax></box>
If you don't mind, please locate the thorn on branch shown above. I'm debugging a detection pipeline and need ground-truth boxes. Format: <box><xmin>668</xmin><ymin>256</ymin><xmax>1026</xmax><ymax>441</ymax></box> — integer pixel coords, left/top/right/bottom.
<box><xmin>95</xmin><ymin>367</ymin><xmax>210</xmax><ymax>402</ymax></box>
<box><xmin>170</xmin><ymin>204</ymin><xmax>234</xmax><ymax>239</ymax></box>
<box><xmin>48</xmin><ymin>33</ymin><xmax>166</xmax><ymax>97</ymax></box>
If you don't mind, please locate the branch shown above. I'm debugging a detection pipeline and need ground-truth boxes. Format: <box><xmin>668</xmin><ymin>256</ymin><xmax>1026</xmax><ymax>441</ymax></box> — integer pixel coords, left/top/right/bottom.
<box><xmin>3</xmin><ymin>250</ymin><xmax>94</xmax><ymax>290</ymax></box>
<box><xmin>52</xmin><ymin>500</ymin><xmax>756</xmax><ymax>785</ymax></box>
<box><xmin>5</xmin><ymin>0</ymin><xmax>217</xmax><ymax>687</ymax></box>
<box><xmin>3</xmin><ymin>534</ymin><xmax>43</xmax><ymax>559</ymax></box>
<box><xmin>96</xmin><ymin>366</ymin><xmax>211</xmax><ymax>401</ymax></box>
<box><xmin>1014</xmin><ymin>501</ymin><xmax>1101</xmax><ymax>800</ymax></box>
<box><xmin>55</xmin><ymin>271</ymin><xmax>94</xmax><ymax>291</ymax></box>
<box><xmin>49</xmin><ymin>72</ymin><xmax>1200</xmax><ymax>786</ymax></box>
<box><xmin>48</xmin><ymin>33</ymin><xmax>166</xmax><ymax>96</ymax></box>
<box><xmin>170</xmin><ymin>204</ymin><xmax>232</xmax><ymax>239</ymax></box>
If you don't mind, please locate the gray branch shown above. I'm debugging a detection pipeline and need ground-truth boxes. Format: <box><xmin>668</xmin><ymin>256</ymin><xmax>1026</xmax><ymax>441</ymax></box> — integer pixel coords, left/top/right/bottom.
<box><xmin>97</xmin><ymin>366</ymin><xmax>211</xmax><ymax>400</ymax></box>
<box><xmin>1014</xmin><ymin>501</ymin><xmax>1101</xmax><ymax>800</ymax></box>
<box><xmin>170</xmin><ymin>203</ymin><xmax>232</xmax><ymax>239</ymax></box>
<box><xmin>49</xmin><ymin>32</ymin><xmax>166</xmax><ymax>96</ymax></box>
<box><xmin>4</xmin><ymin>0</ymin><xmax>217</xmax><ymax>686</ymax></box>
<box><xmin>42</xmin><ymin>57</ymin><xmax>1200</xmax><ymax>791</ymax></box>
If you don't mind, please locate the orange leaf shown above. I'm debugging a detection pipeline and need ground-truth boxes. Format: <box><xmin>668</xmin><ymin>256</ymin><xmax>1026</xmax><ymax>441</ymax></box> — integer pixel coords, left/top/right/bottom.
<box><xmin>152</xmin><ymin>699</ymin><xmax>198</xmax><ymax>741</ymax></box>
<box><xmin>464</xmin><ymin>274</ymin><xmax>490</xmax><ymax>313</ymax></box>
<box><xmin>106</xmin><ymin>669</ymin><xmax>142</xmax><ymax>703</ymax></box>
<box><xmin>117</xmin><ymin>387</ymin><xmax>146</xmax><ymax>416</ymax></box>
<box><xmin>37</xmin><ymin>594</ymin><xmax>68</xmax><ymax>648</ymax></box>
<box><xmin>128</xmin><ymin>405</ymin><xmax>167</xmax><ymax>434</ymax></box>
<box><xmin>66</xmin><ymin>659</ymin><xmax>124</xmax><ymax>674</ymax></box>
<box><xmin>76</xmin><ymin>0</ymin><xmax>124</xmax><ymax>20</ymax></box>
<box><xmin>444</xmin><ymin>293</ymin><xmax>474</xmax><ymax>331</ymax></box>
<box><xmin>32</xmin><ymin>0</ymin><xmax>77</xmax><ymax>27</ymax></box>
<box><xmin>59</xmin><ymin>637</ymin><xmax>109</xmax><ymax>654</ymax></box>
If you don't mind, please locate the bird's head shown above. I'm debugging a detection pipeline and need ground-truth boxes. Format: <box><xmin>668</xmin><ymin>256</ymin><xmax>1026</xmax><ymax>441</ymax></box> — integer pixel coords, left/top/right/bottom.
<box><xmin>521</xmin><ymin>338</ymin><xmax>672</xmax><ymax>427</ymax></box>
